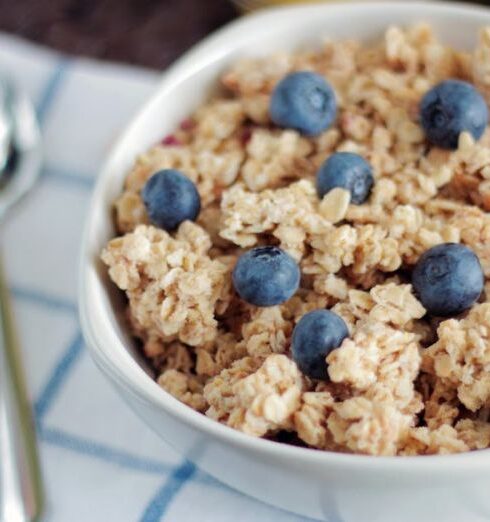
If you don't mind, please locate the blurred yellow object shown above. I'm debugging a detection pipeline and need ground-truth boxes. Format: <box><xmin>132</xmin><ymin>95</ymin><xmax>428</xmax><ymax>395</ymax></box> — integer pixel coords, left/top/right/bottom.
<box><xmin>232</xmin><ymin>0</ymin><xmax>356</xmax><ymax>12</ymax></box>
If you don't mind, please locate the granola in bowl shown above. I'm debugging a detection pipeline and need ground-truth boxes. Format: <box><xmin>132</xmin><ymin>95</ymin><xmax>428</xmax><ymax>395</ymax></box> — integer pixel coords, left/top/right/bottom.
<box><xmin>101</xmin><ymin>24</ymin><xmax>490</xmax><ymax>457</ymax></box>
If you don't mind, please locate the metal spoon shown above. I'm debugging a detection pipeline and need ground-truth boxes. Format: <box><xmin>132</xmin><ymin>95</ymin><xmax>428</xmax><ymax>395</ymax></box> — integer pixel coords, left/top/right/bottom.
<box><xmin>0</xmin><ymin>75</ymin><xmax>44</xmax><ymax>522</ymax></box>
<box><xmin>0</xmin><ymin>78</ymin><xmax>15</xmax><ymax>175</ymax></box>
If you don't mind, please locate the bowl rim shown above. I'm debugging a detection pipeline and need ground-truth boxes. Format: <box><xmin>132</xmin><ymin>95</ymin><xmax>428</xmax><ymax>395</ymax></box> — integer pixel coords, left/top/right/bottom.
<box><xmin>80</xmin><ymin>0</ymin><xmax>490</xmax><ymax>473</ymax></box>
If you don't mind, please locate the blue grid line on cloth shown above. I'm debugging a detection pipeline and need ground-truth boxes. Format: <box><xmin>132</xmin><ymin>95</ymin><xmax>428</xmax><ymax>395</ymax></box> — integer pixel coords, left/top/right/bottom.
<box><xmin>36</xmin><ymin>57</ymin><xmax>71</xmax><ymax>124</ymax></box>
<box><xmin>39</xmin><ymin>427</ymin><xmax>174</xmax><ymax>476</ymax></box>
<box><xmin>140</xmin><ymin>460</ymin><xmax>197</xmax><ymax>522</ymax></box>
<box><xmin>39</xmin><ymin>427</ymin><xmax>226</xmax><ymax>488</ymax></box>
<box><xmin>12</xmin><ymin>285</ymin><xmax>77</xmax><ymax>314</ymax></box>
<box><xmin>34</xmin><ymin>330</ymin><xmax>85</xmax><ymax>421</ymax></box>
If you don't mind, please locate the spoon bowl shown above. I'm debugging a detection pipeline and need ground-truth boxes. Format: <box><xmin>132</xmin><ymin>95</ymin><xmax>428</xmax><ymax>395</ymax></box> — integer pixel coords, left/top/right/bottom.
<box><xmin>0</xmin><ymin>77</ymin><xmax>42</xmax><ymax>218</ymax></box>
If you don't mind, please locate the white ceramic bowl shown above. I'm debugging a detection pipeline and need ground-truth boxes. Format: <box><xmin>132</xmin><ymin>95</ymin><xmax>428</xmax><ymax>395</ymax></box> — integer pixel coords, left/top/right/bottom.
<box><xmin>79</xmin><ymin>3</ymin><xmax>490</xmax><ymax>521</ymax></box>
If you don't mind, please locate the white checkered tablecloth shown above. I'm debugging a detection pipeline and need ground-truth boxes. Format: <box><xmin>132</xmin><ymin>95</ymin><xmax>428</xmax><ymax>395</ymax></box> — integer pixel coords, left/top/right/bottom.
<box><xmin>0</xmin><ymin>34</ymin><xmax>318</xmax><ymax>522</ymax></box>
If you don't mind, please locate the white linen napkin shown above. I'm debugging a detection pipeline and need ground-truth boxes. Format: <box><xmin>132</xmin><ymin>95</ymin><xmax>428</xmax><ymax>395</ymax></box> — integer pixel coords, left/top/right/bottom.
<box><xmin>0</xmin><ymin>33</ymin><xmax>317</xmax><ymax>522</ymax></box>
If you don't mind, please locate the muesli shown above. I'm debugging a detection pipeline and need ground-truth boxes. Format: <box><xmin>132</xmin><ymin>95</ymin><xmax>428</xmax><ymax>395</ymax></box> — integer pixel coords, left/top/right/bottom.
<box><xmin>102</xmin><ymin>25</ymin><xmax>490</xmax><ymax>456</ymax></box>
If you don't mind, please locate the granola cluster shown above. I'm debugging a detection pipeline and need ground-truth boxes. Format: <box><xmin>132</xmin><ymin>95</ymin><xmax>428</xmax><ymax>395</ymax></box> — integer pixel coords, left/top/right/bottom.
<box><xmin>102</xmin><ymin>25</ymin><xmax>490</xmax><ymax>456</ymax></box>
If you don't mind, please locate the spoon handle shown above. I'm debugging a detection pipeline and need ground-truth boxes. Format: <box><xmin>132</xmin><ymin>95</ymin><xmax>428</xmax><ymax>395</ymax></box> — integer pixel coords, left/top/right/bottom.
<box><xmin>0</xmin><ymin>255</ymin><xmax>44</xmax><ymax>522</ymax></box>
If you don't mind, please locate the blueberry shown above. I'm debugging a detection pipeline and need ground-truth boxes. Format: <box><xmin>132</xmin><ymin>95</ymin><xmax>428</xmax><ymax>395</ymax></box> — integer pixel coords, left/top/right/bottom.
<box><xmin>270</xmin><ymin>71</ymin><xmax>337</xmax><ymax>136</ymax></box>
<box><xmin>141</xmin><ymin>169</ymin><xmax>200</xmax><ymax>231</ymax></box>
<box><xmin>232</xmin><ymin>246</ymin><xmax>300</xmax><ymax>306</ymax></box>
<box><xmin>420</xmin><ymin>79</ymin><xmax>488</xmax><ymax>149</ymax></box>
<box><xmin>292</xmin><ymin>309</ymin><xmax>349</xmax><ymax>380</ymax></box>
<box><xmin>412</xmin><ymin>243</ymin><xmax>483</xmax><ymax>317</ymax></box>
<box><xmin>316</xmin><ymin>152</ymin><xmax>374</xmax><ymax>204</ymax></box>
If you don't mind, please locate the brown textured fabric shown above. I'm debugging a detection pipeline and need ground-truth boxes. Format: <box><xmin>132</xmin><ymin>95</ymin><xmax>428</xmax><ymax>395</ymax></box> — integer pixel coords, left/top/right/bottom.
<box><xmin>0</xmin><ymin>0</ymin><xmax>237</xmax><ymax>68</ymax></box>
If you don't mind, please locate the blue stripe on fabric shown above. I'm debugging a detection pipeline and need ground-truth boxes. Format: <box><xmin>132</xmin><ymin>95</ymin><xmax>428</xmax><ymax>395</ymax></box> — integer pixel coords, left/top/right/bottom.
<box><xmin>192</xmin><ymin>470</ymin><xmax>223</xmax><ymax>487</ymax></box>
<box><xmin>38</xmin><ymin>422</ymin><xmax>218</xmax><ymax>487</ymax></box>
<box><xmin>192</xmin><ymin>470</ymin><xmax>322</xmax><ymax>522</ymax></box>
<box><xmin>11</xmin><ymin>285</ymin><xmax>77</xmax><ymax>314</ymax></box>
<box><xmin>40</xmin><ymin>427</ymin><xmax>174</xmax><ymax>476</ymax></box>
<box><xmin>43</xmin><ymin>165</ymin><xmax>95</xmax><ymax>190</ymax></box>
<box><xmin>140</xmin><ymin>460</ymin><xmax>196</xmax><ymax>522</ymax></box>
<box><xmin>34</xmin><ymin>331</ymin><xmax>84</xmax><ymax>420</ymax></box>
<box><xmin>36</xmin><ymin>58</ymin><xmax>70</xmax><ymax>124</ymax></box>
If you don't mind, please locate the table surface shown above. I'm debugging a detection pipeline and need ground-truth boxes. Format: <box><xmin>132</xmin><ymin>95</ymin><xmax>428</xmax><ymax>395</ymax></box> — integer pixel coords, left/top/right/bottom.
<box><xmin>0</xmin><ymin>0</ymin><xmax>238</xmax><ymax>69</ymax></box>
<box><xmin>3</xmin><ymin>0</ymin><xmax>490</xmax><ymax>70</ymax></box>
